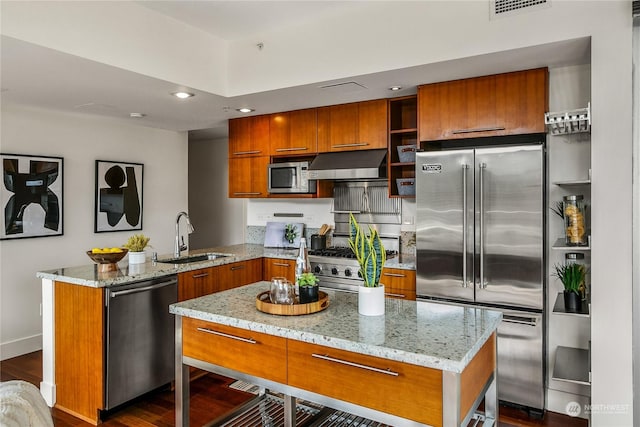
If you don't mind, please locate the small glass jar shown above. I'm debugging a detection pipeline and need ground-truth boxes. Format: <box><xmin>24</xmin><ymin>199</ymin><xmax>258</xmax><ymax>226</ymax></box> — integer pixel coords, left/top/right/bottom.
<box><xmin>563</xmin><ymin>195</ymin><xmax>587</xmax><ymax>246</ymax></box>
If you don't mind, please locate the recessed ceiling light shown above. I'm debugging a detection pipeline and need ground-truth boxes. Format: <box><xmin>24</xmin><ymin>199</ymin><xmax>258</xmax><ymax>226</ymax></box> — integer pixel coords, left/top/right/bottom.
<box><xmin>236</xmin><ymin>108</ymin><xmax>255</xmax><ymax>113</ymax></box>
<box><xmin>389</xmin><ymin>86</ymin><xmax>402</xmax><ymax>91</ymax></box>
<box><xmin>172</xmin><ymin>92</ymin><xmax>194</xmax><ymax>99</ymax></box>
<box><xmin>130</xmin><ymin>112</ymin><xmax>146</xmax><ymax>118</ymax></box>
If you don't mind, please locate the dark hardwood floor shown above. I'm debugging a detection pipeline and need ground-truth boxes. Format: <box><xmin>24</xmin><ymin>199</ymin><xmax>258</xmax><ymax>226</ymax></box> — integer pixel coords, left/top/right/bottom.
<box><xmin>1</xmin><ymin>351</ymin><xmax>587</xmax><ymax>427</ymax></box>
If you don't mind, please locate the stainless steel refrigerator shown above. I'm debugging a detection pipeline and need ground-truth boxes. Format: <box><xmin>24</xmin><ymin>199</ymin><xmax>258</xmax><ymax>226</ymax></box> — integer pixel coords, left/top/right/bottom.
<box><xmin>415</xmin><ymin>143</ymin><xmax>545</xmax><ymax>413</ymax></box>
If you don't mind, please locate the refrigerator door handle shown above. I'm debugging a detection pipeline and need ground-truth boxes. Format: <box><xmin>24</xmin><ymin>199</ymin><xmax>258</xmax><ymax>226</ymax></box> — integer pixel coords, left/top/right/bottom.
<box><xmin>479</xmin><ymin>162</ymin><xmax>487</xmax><ymax>289</ymax></box>
<box><xmin>462</xmin><ymin>163</ymin><xmax>469</xmax><ymax>288</ymax></box>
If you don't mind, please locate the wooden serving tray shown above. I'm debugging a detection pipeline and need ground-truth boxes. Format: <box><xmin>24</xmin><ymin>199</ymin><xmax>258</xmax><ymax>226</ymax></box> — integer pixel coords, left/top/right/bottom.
<box><xmin>256</xmin><ymin>291</ymin><xmax>329</xmax><ymax>316</ymax></box>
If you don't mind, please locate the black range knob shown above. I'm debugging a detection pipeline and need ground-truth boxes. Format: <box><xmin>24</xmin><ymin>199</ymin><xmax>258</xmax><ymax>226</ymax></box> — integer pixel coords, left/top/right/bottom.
<box><xmin>314</xmin><ymin>265</ymin><xmax>322</xmax><ymax>274</ymax></box>
<box><xmin>344</xmin><ymin>268</ymin><xmax>352</xmax><ymax>277</ymax></box>
<box><xmin>331</xmin><ymin>267</ymin><xmax>339</xmax><ymax>275</ymax></box>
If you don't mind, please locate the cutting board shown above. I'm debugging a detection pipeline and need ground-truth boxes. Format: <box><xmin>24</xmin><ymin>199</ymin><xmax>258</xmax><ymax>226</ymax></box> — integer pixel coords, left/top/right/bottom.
<box><xmin>264</xmin><ymin>221</ymin><xmax>304</xmax><ymax>248</ymax></box>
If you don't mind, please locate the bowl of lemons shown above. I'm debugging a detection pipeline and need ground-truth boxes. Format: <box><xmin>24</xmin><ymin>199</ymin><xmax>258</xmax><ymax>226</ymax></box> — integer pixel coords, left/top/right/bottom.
<box><xmin>87</xmin><ymin>247</ymin><xmax>128</xmax><ymax>271</ymax></box>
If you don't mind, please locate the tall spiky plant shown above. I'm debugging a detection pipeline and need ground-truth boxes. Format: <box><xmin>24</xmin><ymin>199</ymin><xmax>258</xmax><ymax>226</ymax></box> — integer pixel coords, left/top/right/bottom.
<box><xmin>348</xmin><ymin>213</ymin><xmax>386</xmax><ymax>287</ymax></box>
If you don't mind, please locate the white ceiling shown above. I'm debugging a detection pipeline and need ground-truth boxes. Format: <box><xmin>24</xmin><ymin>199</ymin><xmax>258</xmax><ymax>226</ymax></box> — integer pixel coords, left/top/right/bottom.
<box><xmin>0</xmin><ymin>2</ymin><xmax>591</xmax><ymax>141</ymax></box>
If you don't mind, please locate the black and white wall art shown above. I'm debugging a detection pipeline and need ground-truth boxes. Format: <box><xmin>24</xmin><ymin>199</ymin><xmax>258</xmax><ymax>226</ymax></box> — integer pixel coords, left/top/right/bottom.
<box><xmin>1</xmin><ymin>153</ymin><xmax>64</xmax><ymax>240</ymax></box>
<box><xmin>95</xmin><ymin>160</ymin><xmax>143</xmax><ymax>233</ymax></box>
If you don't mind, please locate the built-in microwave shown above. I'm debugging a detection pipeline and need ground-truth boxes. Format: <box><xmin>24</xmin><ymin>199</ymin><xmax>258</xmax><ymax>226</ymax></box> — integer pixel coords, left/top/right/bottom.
<box><xmin>268</xmin><ymin>161</ymin><xmax>317</xmax><ymax>194</ymax></box>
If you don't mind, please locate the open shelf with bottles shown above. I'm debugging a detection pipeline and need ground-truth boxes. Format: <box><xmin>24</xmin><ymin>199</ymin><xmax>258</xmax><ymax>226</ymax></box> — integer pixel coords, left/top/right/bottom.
<box><xmin>388</xmin><ymin>95</ymin><xmax>417</xmax><ymax>198</ymax></box>
<box><xmin>545</xmin><ymin>102</ymin><xmax>591</xmax><ymax>135</ymax></box>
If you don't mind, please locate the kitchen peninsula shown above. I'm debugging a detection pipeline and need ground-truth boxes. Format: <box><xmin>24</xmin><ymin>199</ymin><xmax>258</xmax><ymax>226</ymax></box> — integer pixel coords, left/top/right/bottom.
<box><xmin>171</xmin><ymin>282</ymin><xmax>502</xmax><ymax>427</ymax></box>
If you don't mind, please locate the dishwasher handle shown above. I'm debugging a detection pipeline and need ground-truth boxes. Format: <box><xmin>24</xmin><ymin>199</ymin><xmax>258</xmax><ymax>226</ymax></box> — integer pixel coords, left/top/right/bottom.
<box><xmin>109</xmin><ymin>278</ymin><xmax>177</xmax><ymax>298</ymax></box>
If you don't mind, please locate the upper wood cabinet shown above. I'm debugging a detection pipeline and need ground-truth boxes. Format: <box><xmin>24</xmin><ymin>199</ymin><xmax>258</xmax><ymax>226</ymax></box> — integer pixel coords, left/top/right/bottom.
<box><xmin>228</xmin><ymin>156</ymin><xmax>269</xmax><ymax>198</ymax></box>
<box><xmin>317</xmin><ymin>99</ymin><xmax>388</xmax><ymax>152</ymax></box>
<box><xmin>228</xmin><ymin>115</ymin><xmax>270</xmax><ymax>157</ymax></box>
<box><xmin>418</xmin><ymin>68</ymin><xmax>548</xmax><ymax>141</ymax></box>
<box><xmin>269</xmin><ymin>108</ymin><xmax>318</xmax><ymax>156</ymax></box>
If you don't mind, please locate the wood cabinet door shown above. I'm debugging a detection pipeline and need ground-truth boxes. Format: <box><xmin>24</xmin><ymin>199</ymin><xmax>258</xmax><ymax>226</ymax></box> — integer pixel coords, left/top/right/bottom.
<box><xmin>55</xmin><ymin>282</ymin><xmax>104</xmax><ymax>423</ymax></box>
<box><xmin>496</xmin><ymin>67</ymin><xmax>548</xmax><ymax>134</ymax></box>
<box><xmin>419</xmin><ymin>68</ymin><xmax>547</xmax><ymax>141</ymax></box>
<box><xmin>228</xmin><ymin>156</ymin><xmax>269</xmax><ymax>198</ymax></box>
<box><xmin>263</xmin><ymin>257</ymin><xmax>296</xmax><ymax>282</ymax></box>
<box><xmin>317</xmin><ymin>103</ymin><xmax>359</xmax><ymax>152</ymax></box>
<box><xmin>381</xmin><ymin>267</ymin><xmax>416</xmax><ymax>300</ymax></box>
<box><xmin>217</xmin><ymin>258</ymin><xmax>263</xmax><ymax>291</ymax></box>
<box><xmin>358</xmin><ymin>99</ymin><xmax>388</xmax><ymax>149</ymax></box>
<box><xmin>228</xmin><ymin>115</ymin><xmax>269</xmax><ymax>157</ymax></box>
<box><xmin>269</xmin><ymin>108</ymin><xmax>317</xmax><ymax>156</ymax></box>
<box><xmin>178</xmin><ymin>267</ymin><xmax>218</xmax><ymax>301</ymax></box>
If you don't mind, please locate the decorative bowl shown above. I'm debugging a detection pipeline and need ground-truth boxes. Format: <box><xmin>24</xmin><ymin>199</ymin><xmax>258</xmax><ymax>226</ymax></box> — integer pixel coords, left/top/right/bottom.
<box><xmin>86</xmin><ymin>249</ymin><xmax>128</xmax><ymax>271</ymax></box>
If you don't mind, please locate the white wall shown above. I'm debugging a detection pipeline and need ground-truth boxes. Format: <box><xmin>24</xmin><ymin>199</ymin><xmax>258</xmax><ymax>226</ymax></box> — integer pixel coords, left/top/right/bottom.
<box><xmin>0</xmin><ymin>105</ymin><xmax>188</xmax><ymax>360</ymax></box>
<box><xmin>188</xmin><ymin>138</ymin><xmax>245</xmax><ymax>249</ymax></box>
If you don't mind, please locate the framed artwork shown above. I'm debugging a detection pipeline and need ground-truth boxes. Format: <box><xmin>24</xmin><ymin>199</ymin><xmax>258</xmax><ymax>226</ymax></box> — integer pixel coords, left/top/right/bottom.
<box><xmin>1</xmin><ymin>153</ymin><xmax>64</xmax><ymax>240</ymax></box>
<box><xmin>95</xmin><ymin>160</ymin><xmax>143</xmax><ymax>233</ymax></box>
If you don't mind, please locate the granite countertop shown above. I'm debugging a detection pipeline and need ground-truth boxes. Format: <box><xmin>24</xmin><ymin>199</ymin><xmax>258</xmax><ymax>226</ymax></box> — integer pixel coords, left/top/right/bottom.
<box><xmin>36</xmin><ymin>244</ymin><xmax>297</xmax><ymax>288</ymax></box>
<box><xmin>36</xmin><ymin>243</ymin><xmax>416</xmax><ymax>288</ymax></box>
<box><xmin>170</xmin><ymin>281</ymin><xmax>501</xmax><ymax>373</ymax></box>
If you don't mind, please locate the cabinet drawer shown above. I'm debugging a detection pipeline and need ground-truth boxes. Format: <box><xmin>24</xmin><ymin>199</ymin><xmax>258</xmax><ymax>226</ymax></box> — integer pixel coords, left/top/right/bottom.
<box><xmin>287</xmin><ymin>340</ymin><xmax>443</xmax><ymax>426</ymax></box>
<box><xmin>382</xmin><ymin>268</ymin><xmax>416</xmax><ymax>300</ymax></box>
<box><xmin>182</xmin><ymin>317</ymin><xmax>287</xmax><ymax>383</ymax></box>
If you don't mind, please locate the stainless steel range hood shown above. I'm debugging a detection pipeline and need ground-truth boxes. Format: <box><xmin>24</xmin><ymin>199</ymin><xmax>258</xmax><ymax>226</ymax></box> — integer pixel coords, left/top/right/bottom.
<box><xmin>307</xmin><ymin>149</ymin><xmax>387</xmax><ymax>180</ymax></box>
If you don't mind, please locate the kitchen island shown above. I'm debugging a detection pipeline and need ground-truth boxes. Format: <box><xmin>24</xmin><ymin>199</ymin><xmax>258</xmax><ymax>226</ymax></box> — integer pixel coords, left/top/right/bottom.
<box><xmin>171</xmin><ymin>282</ymin><xmax>501</xmax><ymax>427</ymax></box>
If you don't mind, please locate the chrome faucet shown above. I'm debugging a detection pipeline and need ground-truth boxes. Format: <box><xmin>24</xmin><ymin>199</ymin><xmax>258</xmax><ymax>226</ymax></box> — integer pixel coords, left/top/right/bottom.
<box><xmin>174</xmin><ymin>211</ymin><xmax>195</xmax><ymax>258</ymax></box>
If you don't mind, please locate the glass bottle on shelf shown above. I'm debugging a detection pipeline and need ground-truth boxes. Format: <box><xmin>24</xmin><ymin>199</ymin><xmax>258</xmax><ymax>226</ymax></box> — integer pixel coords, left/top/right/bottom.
<box><xmin>563</xmin><ymin>195</ymin><xmax>587</xmax><ymax>246</ymax></box>
<box><xmin>295</xmin><ymin>237</ymin><xmax>310</xmax><ymax>296</ymax></box>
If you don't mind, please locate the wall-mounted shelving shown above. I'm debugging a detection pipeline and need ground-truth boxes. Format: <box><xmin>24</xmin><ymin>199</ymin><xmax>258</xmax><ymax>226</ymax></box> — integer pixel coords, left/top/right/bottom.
<box><xmin>552</xmin><ymin>346</ymin><xmax>591</xmax><ymax>386</ymax></box>
<box><xmin>388</xmin><ymin>95</ymin><xmax>417</xmax><ymax>198</ymax></box>
<box><xmin>545</xmin><ymin>102</ymin><xmax>591</xmax><ymax>135</ymax></box>
<box><xmin>552</xmin><ymin>292</ymin><xmax>590</xmax><ymax>317</ymax></box>
<box><xmin>551</xmin><ymin>238</ymin><xmax>591</xmax><ymax>251</ymax></box>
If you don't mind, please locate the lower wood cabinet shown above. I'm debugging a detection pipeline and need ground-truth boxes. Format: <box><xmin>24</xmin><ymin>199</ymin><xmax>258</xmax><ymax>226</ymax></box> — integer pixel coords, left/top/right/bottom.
<box><xmin>381</xmin><ymin>267</ymin><xmax>416</xmax><ymax>300</ymax></box>
<box><xmin>178</xmin><ymin>267</ymin><xmax>218</xmax><ymax>301</ymax></box>
<box><xmin>182</xmin><ymin>317</ymin><xmax>287</xmax><ymax>383</ymax></box>
<box><xmin>54</xmin><ymin>281</ymin><xmax>104</xmax><ymax>424</ymax></box>
<box><xmin>217</xmin><ymin>258</ymin><xmax>263</xmax><ymax>291</ymax></box>
<box><xmin>287</xmin><ymin>339</ymin><xmax>443</xmax><ymax>426</ymax></box>
<box><xmin>263</xmin><ymin>257</ymin><xmax>296</xmax><ymax>282</ymax></box>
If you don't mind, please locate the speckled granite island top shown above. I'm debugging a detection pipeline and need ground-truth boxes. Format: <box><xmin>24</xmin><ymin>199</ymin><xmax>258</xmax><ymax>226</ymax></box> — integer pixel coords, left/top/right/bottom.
<box><xmin>170</xmin><ymin>281</ymin><xmax>501</xmax><ymax>373</ymax></box>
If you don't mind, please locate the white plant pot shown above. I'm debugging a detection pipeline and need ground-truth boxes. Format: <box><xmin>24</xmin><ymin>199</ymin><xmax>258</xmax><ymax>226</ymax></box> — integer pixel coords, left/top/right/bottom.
<box><xmin>358</xmin><ymin>285</ymin><xmax>385</xmax><ymax>316</ymax></box>
<box><xmin>128</xmin><ymin>251</ymin><xmax>146</xmax><ymax>265</ymax></box>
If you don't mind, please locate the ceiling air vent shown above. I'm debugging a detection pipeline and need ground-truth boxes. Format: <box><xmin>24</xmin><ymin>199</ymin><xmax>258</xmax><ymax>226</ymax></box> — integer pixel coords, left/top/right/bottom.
<box><xmin>490</xmin><ymin>0</ymin><xmax>550</xmax><ymax>19</ymax></box>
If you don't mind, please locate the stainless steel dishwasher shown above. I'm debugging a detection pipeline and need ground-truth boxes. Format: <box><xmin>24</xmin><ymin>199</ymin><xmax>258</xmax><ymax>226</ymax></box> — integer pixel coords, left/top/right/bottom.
<box><xmin>104</xmin><ymin>276</ymin><xmax>177</xmax><ymax>410</ymax></box>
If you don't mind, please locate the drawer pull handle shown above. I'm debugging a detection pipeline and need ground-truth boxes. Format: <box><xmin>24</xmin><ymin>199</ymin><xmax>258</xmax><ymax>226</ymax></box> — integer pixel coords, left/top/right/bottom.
<box><xmin>233</xmin><ymin>192</ymin><xmax>262</xmax><ymax>196</ymax></box>
<box><xmin>232</xmin><ymin>150</ymin><xmax>262</xmax><ymax>155</ymax></box>
<box><xmin>311</xmin><ymin>353</ymin><xmax>399</xmax><ymax>377</ymax></box>
<box><xmin>191</xmin><ymin>273</ymin><xmax>209</xmax><ymax>279</ymax></box>
<box><xmin>196</xmin><ymin>327</ymin><xmax>257</xmax><ymax>344</ymax></box>
<box><xmin>331</xmin><ymin>143</ymin><xmax>369</xmax><ymax>148</ymax></box>
<box><xmin>451</xmin><ymin>126</ymin><xmax>505</xmax><ymax>134</ymax></box>
<box><xmin>275</xmin><ymin>147</ymin><xmax>308</xmax><ymax>152</ymax></box>
<box><xmin>230</xmin><ymin>265</ymin><xmax>246</xmax><ymax>271</ymax></box>
<box><xmin>385</xmin><ymin>292</ymin><xmax>406</xmax><ymax>298</ymax></box>
<box><xmin>273</xmin><ymin>263</ymin><xmax>290</xmax><ymax>267</ymax></box>
<box><xmin>383</xmin><ymin>272</ymin><xmax>406</xmax><ymax>278</ymax></box>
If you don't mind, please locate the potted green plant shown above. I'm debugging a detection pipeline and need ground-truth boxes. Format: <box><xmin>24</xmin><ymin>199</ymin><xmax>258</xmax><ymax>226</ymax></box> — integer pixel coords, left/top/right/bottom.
<box><xmin>553</xmin><ymin>262</ymin><xmax>587</xmax><ymax>312</ymax></box>
<box><xmin>348</xmin><ymin>213</ymin><xmax>386</xmax><ymax>316</ymax></box>
<box><xmin>297</xmin><ymin>272</ymin><xmax>319</xmax><ymax>304</ymax></box>
<box><xmin>123</xmin><ymin>234</ymin><xmax>151</xmax><ymax>264</ymax></box>
<box><xmin>284</xmin><ymin>223</ymin><xmax>298</xmax><ymax>244</ymax></box>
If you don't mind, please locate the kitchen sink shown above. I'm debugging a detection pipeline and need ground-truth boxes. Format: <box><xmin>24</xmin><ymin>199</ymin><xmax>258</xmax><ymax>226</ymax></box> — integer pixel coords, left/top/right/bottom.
<box><xmin>157</xmin><ymin>253</ymin><xmax>231</xmax><ymax>264</ymax></box>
